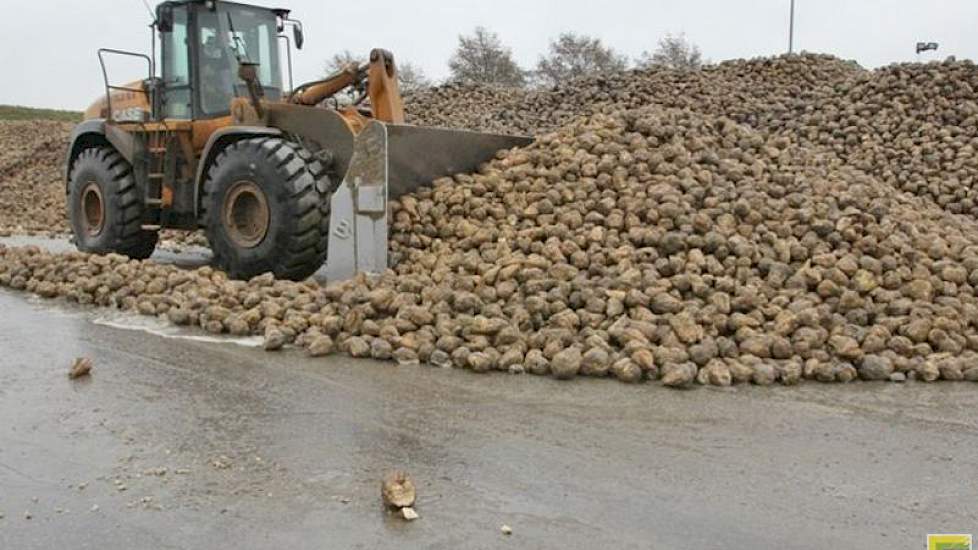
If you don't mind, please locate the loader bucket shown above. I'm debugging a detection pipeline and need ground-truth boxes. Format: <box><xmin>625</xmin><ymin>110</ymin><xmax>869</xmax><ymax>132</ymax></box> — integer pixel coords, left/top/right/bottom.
<box><xmin>265</xmin><ymin>104</ymin><xmax>532</xmax><ymax>195</ymax></box>
<box><xmin>324</xmin><ymin>121</ymin><xmax>533</xmax><ymax>282</ymax></box>
<box><xmin>383</xmin><ymin>124</ymin><xmax>533</xmax><ymax>198</ymax></box>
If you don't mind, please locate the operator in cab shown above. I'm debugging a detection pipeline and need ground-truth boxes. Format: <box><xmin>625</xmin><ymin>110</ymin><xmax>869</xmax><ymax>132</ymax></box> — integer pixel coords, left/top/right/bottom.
<box><xmin>199</xmin><ymin>33</ymin><xmax>235</xmax><ymax>114</ymax></box>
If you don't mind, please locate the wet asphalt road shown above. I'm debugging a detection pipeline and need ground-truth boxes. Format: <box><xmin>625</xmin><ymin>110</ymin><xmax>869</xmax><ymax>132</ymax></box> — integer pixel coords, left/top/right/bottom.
<box><xmin>0</xmin><ymin>288</ymin><xmax>977</xmax><ymax>549</ymax></box>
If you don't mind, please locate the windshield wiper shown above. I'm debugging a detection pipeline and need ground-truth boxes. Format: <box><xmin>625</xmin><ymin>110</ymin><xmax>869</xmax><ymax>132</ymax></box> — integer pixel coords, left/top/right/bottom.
<box><xmin>225</xmin><ymin>12</ymin><xmax>249</xmax><ymax>63</ymax></box>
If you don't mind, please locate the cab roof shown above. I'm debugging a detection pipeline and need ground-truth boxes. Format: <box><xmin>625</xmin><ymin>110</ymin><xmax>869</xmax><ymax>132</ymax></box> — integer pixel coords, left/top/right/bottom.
<box><xmin>157</xmin><ymin>0</ymin><xmax>291</xmax><ymax>18</ymax></box>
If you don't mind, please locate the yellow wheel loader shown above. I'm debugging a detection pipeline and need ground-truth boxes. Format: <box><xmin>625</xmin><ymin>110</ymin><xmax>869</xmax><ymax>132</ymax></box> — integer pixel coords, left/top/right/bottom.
<box><xmin>67</xmin><ymin>0</ymin><xmax>530</xmax><ymax>281</ymax></box>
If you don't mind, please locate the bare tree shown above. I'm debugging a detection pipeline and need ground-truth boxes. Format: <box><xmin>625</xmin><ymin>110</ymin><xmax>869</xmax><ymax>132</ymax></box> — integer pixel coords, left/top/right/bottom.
<box><xmin>534</xmin><ymin>32</ymin><xmax>628</xmax><ymax>87</ymax></box>
<box><xmin>324</xmin><ymin>50</ymin><xmax>365</xmax><ymax>76</ymax></box>
<box><xmin>637</xmin><ymin>33</ymin><xmax>705</xmax><ymax>71</ymax></box>
<box><xmin>397</xmin><ymin>62</ymin><xmax>433</xmax><ymax>94</ymax></box>
<box><xmin>448</xmin><ymin>27</ymin><xmax>527</xmax><ymax>87</ymax></box>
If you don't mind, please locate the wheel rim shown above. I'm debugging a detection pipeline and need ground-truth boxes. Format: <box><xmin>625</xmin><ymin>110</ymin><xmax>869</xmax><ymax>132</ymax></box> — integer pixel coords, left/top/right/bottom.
<box><xmin>223</xmin><ymin>180</ymin><xmax>270</xmax><ymax>249</ymax></box>
<box><xmin>81</xmin><ymin>182</ymin><xmax>105</xmax><ymax>237</ymax></box>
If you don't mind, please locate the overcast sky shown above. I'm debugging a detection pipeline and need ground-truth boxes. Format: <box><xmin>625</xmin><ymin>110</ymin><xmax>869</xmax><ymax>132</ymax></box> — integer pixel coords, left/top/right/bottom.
<box><xmin>1</xmin><ymin>0</ymin><xmax>976</xmax><ymax>110</ymax></box>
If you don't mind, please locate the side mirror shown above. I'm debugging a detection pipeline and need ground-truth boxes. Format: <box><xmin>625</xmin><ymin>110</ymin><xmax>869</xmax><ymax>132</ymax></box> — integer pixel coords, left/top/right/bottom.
<box><xmin>293</xmin><ymin>23</ymin><xmax>304</xmax><ymax>50</ymax></box>
<box><xmin>158</xmin><ymin>5</ymin><xmax>173</xmax><ymax>32</ymax></box>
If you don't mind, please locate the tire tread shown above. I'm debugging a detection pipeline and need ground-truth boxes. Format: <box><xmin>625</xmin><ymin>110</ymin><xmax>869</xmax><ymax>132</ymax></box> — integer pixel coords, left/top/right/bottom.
<box><xmin>68</xmin><ymin>147</ymin><xmax>158</xmax><ymax>260</ymax></box>
<box><xmin>203</xmin><ymin>137</ymin><xmax>335</xmax><ymax>281</ymax></box>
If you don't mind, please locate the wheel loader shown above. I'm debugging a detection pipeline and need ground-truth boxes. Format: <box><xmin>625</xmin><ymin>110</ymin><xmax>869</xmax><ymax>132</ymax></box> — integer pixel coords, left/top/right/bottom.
<box><xmin>66</xmin><ymin>0</ymin><xmax>531</xmax><ymax>281</ymax></box>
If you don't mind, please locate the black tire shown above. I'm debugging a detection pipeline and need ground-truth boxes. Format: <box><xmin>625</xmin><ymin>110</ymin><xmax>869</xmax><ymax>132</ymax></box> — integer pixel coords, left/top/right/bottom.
<box><xmin>201</xmin><ymin>137</ymin><xmax>332</xmax><ymax>281</ymax></box>
<box><xmin>68</xmin><ymin>147</ymin><xmax>158</xmax><ymax>260</ymax></box>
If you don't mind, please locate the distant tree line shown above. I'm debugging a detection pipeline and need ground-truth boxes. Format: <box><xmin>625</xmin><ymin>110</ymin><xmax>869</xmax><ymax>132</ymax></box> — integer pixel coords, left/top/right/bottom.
<box><xmin>321</xmin><ymin>29</ymin><xmax>706</xmax><ymax>92</ymax></box>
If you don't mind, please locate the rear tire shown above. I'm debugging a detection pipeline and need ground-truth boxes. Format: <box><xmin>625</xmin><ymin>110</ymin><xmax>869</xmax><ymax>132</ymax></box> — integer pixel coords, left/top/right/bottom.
<box><xmin>68</xmin><ymin>147</ymin><xmax>158</xmax><ymax>260</ymax></box>
<box><xmin>202</xmin><ymin>137</ymin><xmax>332</xmax><ymax>281</ymax></box>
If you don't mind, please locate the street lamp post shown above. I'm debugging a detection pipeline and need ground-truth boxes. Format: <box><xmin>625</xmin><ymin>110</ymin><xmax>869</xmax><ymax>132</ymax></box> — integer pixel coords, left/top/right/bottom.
<box><xmin>788</xmin><ymin>0</ymin><xmax>796</xmax><ymax>54</ymax></box>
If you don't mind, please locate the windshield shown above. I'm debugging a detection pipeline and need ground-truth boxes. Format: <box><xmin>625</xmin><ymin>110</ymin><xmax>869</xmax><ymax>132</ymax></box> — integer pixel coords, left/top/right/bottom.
<box><xmin>197</xmin><ymin>5</ymin><xmax>283</xmax><ymax>115</ymax></box>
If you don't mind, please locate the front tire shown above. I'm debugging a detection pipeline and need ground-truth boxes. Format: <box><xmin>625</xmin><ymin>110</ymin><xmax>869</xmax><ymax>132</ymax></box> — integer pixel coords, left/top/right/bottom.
<box><xmin>68</xmin><ymin>147</ymin><xmax>158</xmax><ymax>259</ymax></box>
<box><xmin>202</xmin><ymin>137</ymin><xmax>332</xmax><ymax>281</ymax></box>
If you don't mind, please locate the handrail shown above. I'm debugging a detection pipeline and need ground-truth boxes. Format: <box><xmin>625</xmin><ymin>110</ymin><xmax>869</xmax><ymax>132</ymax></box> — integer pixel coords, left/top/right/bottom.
<box><xmin>97</xmin><ymin>48</ymin><xmax>153</xmax><ymax>122</ymax></box>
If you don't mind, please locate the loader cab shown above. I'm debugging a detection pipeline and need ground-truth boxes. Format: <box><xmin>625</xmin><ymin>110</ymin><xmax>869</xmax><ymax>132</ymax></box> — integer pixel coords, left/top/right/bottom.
<box><xmin>157</xmin><ymin>0</ymin><xmax>285</xmax><ymax>120</ymax></box>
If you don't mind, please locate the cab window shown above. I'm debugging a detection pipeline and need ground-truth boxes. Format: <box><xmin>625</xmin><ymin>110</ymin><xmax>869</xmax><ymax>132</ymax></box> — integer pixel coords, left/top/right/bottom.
<box><xmin>196</xmin><ymin>7</ymin><xmax>283</xmax><ymax>117</ymax></box>
<box><xmin>161</xmin><ymin>6</ymin><xmax>191</xmax><ymax>118</ymax></box>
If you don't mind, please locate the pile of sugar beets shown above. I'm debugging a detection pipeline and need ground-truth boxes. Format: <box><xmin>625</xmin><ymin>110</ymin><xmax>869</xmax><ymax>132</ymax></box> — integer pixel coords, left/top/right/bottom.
<box><xmin>0</xmin><ymin>120</ymin><xmax>74</xmax><ymax>236</ymax></box>
<box><xmin>3</xmin><ymin>53</ymin><xmax>978</xmax><ymax>386</ymax></box>
<box><xmin>408</xmin><ymin>54</ymin><xmax>978</xmax><ymax>219</ymax></box>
